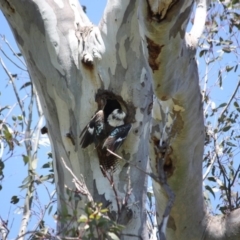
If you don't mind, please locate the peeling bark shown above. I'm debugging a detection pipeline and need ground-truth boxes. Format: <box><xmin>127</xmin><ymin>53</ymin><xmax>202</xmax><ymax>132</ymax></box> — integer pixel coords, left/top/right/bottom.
<box><xmin>0</xmin><ymin>0</ymin><xmax>240</xmax><ymax>239</ymax></box>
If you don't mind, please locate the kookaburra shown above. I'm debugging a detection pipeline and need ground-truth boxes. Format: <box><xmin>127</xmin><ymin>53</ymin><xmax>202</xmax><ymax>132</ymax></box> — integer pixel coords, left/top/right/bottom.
<box><xmin>80</xmin><ymin>101</ymin><xmax>131</xmax><ymax>172</ymax></box>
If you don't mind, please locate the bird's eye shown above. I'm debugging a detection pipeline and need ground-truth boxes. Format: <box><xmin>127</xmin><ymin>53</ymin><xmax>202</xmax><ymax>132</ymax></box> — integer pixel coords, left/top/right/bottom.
<box><xmin>112</xmin><ymin>116</ymin><xmax>116</xmax><ymax>119</ymax></box>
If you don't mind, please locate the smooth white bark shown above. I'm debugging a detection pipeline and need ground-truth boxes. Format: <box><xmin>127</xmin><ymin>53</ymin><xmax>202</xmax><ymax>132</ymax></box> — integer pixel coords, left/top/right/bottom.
<box><xmin>190</xmin><ymin>0</ymin><xmax>210</xmax><ymax>47</ymax></box>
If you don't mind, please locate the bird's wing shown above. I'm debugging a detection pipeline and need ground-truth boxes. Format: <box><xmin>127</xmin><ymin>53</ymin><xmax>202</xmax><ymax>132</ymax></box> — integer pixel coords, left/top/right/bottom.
<box><xmin>80</xmin><ymin>110</ymin><xmax>104</xmax><ymax>148</ymax></box>
<box><xmin>103</xmin><ymin>124</ymin><xmax>132</xmax><ymax>153</ymax></box>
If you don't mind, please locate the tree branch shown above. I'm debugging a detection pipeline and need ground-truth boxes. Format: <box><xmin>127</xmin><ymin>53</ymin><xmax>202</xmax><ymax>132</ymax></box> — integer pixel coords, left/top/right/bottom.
<box><xmin>189</xmin><ymin>0</ymin><xmax>210</xmax><ymax>48</ymax></box>
<box><xmin>139</xmin><ymin>1</ymin><xmax>207</xmax><ymax>238</ymax></box>
<box><xmin>218</xmin><ymin>80</ymin><xmax>240</xmax><ymax>123</ymax></box>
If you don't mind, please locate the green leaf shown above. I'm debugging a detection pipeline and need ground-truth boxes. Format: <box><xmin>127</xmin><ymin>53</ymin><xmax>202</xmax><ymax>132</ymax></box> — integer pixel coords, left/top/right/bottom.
<box><xmin>48</xmin><ymin>205</ymin><xmax>53</xmax><ymax>215</ymax></box>
<box><xmin>17</xmin><ymin>115</ymin><xmax>23</xmax><ymax>121</ymax></box>
<box><xmin>222</xmin><ymin>47</ymin><xmax>231</xmax><ymax>53</ymax></box>
<box><xmin>218</xmin><ymin>70</ymin><xmax>222</xmax><ymax>87</ymax></box>
<box><xmin>0</xmin><ymin>161</ymin><xmax>5</xmax><ymax>171</ymax></box>
<box><xmin>39</xmin><ymin>174</ymin><xmax>54</xmax><ymax>182</ymax></box>
<box><xmin>226</xmin><ymin>142</ymin><xmax>237</xmax><ymax>147</ymax></box>
<box><xmin>220</xmin><ymin>40</ymin><xmax>233</xmax><ymax>45</ymax></box>
<box><xmin>222</xmin><ymin>126</ymin><xmax>231</xmax><ymax>132</ymax></box>
<box><xmin>3</xmin><ymin>124</ymin><xmax>12</xmax><ymax>141</ymax></box>
<box><xmin>234</xmin><ymin>101</ymin><xmax>239</xmax><ymax>108</ymax></box>
<box><xmin>226</xmin><ymin>66</ymin><xmax>234</xmax><ymax>72</ymax></box>
<box><xmin>107</xmin><ymin>232</ymin><xmax>120</xmax><ymax>240</ymax></box>
<box><xmin>19</xmin><ymin>183</ymin><xmax>30</xmax><ymax>190</ymax></box>
<box><xmin>42</xmin><ymin>162</ymin><xmax>51</xmax><ymax>168</ymax></box>
<box><xmin>205</xmin><ymin>185</ymin><xmax>215</xmax><ymax>199</ymax></box>
<box><xmin>207</xmin><ymin>177</ymin><xmax>216</xmax><ymax>182</ymax></box>
<box><xmin>234</xmin><ymin>65</ymin><xmax>238</xmax><ymax>72</ymax></box>
<box><xmin>100</xmin><ymin>208</ymin><xmax>109</xmax><ymax>213</ymax></box>
<box><xmin>78</xmin><ymin>215</ymin><xmax>88</xmax><ymax>223</ymax></box>
<box><xmin>61</xmin><ymin>205</ymin><xmax>69</xmax><ymax>218</ymax></box>
<box><xmin>22</xmin><ymin>155</ymin><xmax>29</xmax><ymax>165</ymax></box>
<box><xmin>218</xmin><ymin>103</ymin><xmax>227</xmax><ymax>108</ymax></box>
<box><xmin>199</xmin><ymin>49</ymin><xmax>208</xmax><ymax>57</ymax></box>
<box><xmin>20</xmin><ymin>82</ymin><xmax>32</xmax><ymax>90</ymax></box>
<box><xmin>22</xmin><ymin>175</ymin><xmax>30</xmax><ymax>184</ymax></box>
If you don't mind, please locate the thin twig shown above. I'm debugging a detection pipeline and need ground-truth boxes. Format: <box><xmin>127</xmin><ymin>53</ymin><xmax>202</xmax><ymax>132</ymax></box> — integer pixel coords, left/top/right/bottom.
<box><xmin>0</xmin><ymin>217</ymin><xmax>9</xmax><ymax>240</ymax></box>
<box><xmin>15</xmin><ymin>230</ymin><xmax>52</xmax><ymax>240</ymax></box>
<box><xmin>1</xmin><ymin>96</ymin><xmax>28</xmax><ymax>125</ymax></box>
<box><xmin>0</xmin><ymin>57</ymin><xmax>27</xmax><ymax>125</ymax></box>
<box><xmin>218</xmin><ymin>80</ymin><xmax>240</xmax><ymax>125</ymax></box>
<box><xmin>106</xmin><ymin>149</ymin><xmax>159</xmax><ymax>182</ymax></box>
<box><xmin>61</xmin><ymin>157</ymin><xmax>93</xmax><ymax>202</ymax></box>
<box><xmin>17</xmin><ymin>84</ymin><xmax>35</xmax><ymax>240</ymax></box>
<box><xmin>216</xmin><ymin>152</ymin><xmax>232</xmax><ymax>210</ymax></box>
<box><xmin>1</xmin><ymin>56</ymin><xmax>38</xmax><ymax>240</ymax></box>
<box><xmin>29</xmin><ymin>191</ymin><xmax>56</xmax><ymax>239</ymax></box>
<box><xmin>103</xmin><ymin>167</ymin><xmax>121</xmax><ymax>214</ymax></box>
<box><xmin>0</xmin><ymin>48</ymin><xmax>27</xmax><ymax>71</ymax></box>
<box><xmin>230</xmin><ymin>164</ymin><xmax>240</xmax><ymax>188</ymax></box>
<box><xmin>29</xmin><ymin>87</ymin><xmax>44</xmax><ymax>162</ymax></box>
<box><xmin>202</xmin><ymin>55</ymin><xmax>209</xmax><ymax>104</ymax></box>
<box><xmin>203</xmin><ymin>153</ymin><xmax>216</xmax><ymax>180</ymax></box>
<box><xmin>1</xmin><ymin>35</ymin><xmax>27</xmax><ymax>67</ymax></box>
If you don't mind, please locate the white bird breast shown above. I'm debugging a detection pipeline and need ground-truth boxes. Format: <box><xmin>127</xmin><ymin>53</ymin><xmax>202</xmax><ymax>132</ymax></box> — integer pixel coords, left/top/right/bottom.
<box><xmin>108</xmin><ymin>118</ymin><xmax>124</xmax><ymax>127</ymax></box>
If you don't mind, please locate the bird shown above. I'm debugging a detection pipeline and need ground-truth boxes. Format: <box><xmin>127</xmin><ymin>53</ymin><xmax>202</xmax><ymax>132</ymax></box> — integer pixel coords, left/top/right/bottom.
<box><xmin>80</xmin><ymin>110</ymin><xmax>105</xmax><ymax>148</ymax></box>
<box><xmin>80</xmin><ymin>106</ymin><xmax>131</xmax><ymax>172</ymax></box>
<box><xmin>102</xmin><ymin>122</ymin><xmax>132</xmax><ymax>156</ymax></box>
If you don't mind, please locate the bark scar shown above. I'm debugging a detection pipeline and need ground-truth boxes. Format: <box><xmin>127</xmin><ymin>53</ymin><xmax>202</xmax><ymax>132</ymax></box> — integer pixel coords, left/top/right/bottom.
<box><xmin>152</xmin><ymin>137</ymin><xmax>174</xmax><ymax>177</ymax></box>
<box><xmin>146</xmin><ymin>37</ymin><xmax>164</xmax><ymax>72</ymax></box>
<box><xmin>75</xmin><ymin>23</ymin><xmax>104</xmax><ymax>70</ymax></box>
<box><xmin>147</xmin><ymin>0</ymin><xmax>178</xmax><ymax>21</ymax></box>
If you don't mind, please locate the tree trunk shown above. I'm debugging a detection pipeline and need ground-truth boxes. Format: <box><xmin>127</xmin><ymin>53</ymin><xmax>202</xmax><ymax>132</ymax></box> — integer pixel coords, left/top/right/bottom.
<box><xmin>1</xmin><ymin>0</ymin><xmax>240</xmax><ymax>239</ymax></box>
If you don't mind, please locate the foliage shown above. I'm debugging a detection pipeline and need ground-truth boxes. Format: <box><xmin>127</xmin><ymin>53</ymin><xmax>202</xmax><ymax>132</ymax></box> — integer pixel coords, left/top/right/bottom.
<box><xmin>0</xmin><ymin>35</ymin><xmax>56</xmax><ymax>239</ymax></box>
<box><xmin>198</xmin><ymin>1</ymin><xmax>240</xmax><ymax>213</ymax></box>
<box><xmin>78</xmin><ymin>202</ymin><xmax>124</xmax><ymax>240</ymax></box>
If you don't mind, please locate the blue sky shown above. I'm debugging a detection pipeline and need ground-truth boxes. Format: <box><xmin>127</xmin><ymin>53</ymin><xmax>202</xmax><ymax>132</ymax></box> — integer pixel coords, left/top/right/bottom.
<box><xmin>0</xmin><ymin>0</ymin><xmax>239</xmax><ymax>238</ymax></box>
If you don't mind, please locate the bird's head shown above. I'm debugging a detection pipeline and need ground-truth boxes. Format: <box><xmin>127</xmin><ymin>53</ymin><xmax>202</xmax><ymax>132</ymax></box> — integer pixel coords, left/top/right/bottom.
<box><xmin>107</xmin><ymin>109</ymin><xmax>126</xmax><ymax>127</ymax></box>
